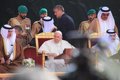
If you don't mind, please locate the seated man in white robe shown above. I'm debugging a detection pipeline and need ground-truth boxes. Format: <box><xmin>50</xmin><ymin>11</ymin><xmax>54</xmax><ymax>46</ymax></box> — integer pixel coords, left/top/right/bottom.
<box><xmin>0</xmin><ymin>24</ymin><xmax>24</xmax><ymax>73</ymax></box>
<box><xmin>92</xmin><ymin>29</ymin><xmax>119</xmax><ymax>57</ymax></box>
<box><xmin>38</xmin><ymin>31</ymin><xmax>74</xmax><ymax>72</ymax></box>
<box><xmin>91</xmin><ymin>29</ymin><xmax>120</xmax><ymax>71</ymax></box>
<box><xmin>107</xmin><ymin>29</ymin><xmax>120</xmax><ymax>58</ymax></box>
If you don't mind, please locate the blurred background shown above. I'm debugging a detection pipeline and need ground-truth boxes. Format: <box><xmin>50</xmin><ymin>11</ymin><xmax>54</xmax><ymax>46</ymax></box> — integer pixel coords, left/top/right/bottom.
<box><xmin>0</xmin><ymin>0</ymin><xmax>120</xmax><ymax>34</ymax></box>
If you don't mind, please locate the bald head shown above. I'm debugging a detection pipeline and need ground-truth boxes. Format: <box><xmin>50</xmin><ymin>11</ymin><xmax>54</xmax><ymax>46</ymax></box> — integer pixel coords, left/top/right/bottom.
<box><xmin>54</xmin><ymin>31</ymin><xmax>63</xmax><ymax>43</ymax></box>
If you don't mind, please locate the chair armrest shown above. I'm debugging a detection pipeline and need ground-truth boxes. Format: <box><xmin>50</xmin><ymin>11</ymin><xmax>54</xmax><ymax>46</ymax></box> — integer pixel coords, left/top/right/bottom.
<box><xmin>37</xmin><ymin>51</ymin><xmax>45</xmax><ymax>68</ymax></box>
<box><xmin>0</xmin><ymin>73</ymin><xmax>15</xmax><ymax>78</ymax></box>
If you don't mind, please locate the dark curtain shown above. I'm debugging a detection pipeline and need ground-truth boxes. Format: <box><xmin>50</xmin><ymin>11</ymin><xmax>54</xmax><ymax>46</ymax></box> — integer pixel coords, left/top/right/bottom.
<box><xmin>0</xmin><ymin>0</ymin><xmax>120</xmax><ymax>34</ymax></box>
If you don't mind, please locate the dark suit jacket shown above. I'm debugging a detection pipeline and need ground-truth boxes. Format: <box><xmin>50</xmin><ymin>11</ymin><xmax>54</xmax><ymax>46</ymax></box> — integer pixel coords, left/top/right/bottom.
<box><xmin>57</xmin><ymin>13</ymin><xmax>75</xmax><ymax>40</ymax></box>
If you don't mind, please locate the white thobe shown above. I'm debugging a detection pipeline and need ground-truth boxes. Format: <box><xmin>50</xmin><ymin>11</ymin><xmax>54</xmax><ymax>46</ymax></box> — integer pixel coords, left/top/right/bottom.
<box><xmin>108</xmin><ymin>39</ymin><xmax>120</xmax><ymax>56</ymax></box>
<box><xmin>5</xmin><ymin>38</ymin><xmax>14</xmax><ymax>60</ymax></box>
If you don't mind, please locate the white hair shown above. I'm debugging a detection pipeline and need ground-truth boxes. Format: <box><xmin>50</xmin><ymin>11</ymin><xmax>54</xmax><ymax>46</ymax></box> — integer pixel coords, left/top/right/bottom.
<box><xmin>55</xmin><ymin>30</ymin><xmax>62</xmax><ymax>36</ymax></box>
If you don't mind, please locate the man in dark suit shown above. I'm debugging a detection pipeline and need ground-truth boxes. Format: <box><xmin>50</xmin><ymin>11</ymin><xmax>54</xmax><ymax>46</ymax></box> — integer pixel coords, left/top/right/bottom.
<box><xmin>53</xmin><ymin>5</ymin><xmax>75</xmax><ymax>40</ymax></box>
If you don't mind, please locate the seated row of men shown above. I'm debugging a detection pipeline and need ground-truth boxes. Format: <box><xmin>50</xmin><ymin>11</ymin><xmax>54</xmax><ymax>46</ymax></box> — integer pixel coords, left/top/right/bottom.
<box><xmin>0</xmin><ymin>24</ymin><xmax>75</xmax><ymax>72</ymax></box>
<box><xmin>40</xmin><ymin>29</ymin><xmax>120</xmax><ymax>72</ymax></box>
<box><xmin>0</xmin><ymin>5</ymin><xmax>120</xmax><ymax>73</ymax></box>
<box><xmin>0</xmin><ymin>4</ymin><xmax>75</xmax><ymax>72</ymax></box>
<box><xmin>0</xmin><ymin>24</ymin><xmax>120</xmax><ymax>73</ymax></box>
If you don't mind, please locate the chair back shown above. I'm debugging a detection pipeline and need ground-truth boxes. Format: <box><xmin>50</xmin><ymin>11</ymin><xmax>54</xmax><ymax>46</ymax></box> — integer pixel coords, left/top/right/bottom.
<box><xmin>35</xmin><ymin>32</ymin><xmax>54</xmax><ymax>67</ymax></box>
<box><xmin>35</xmin><ymin>32</ymin><xmax>54</xmax><ymax>54</ymax></box>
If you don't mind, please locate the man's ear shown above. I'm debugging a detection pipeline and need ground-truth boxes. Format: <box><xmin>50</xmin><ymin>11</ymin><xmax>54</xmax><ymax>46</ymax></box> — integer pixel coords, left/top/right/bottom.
<box><xmin>18</xmin><ymin>12</ymin><xmax>20</xmax><ymax>15</ymax></box>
